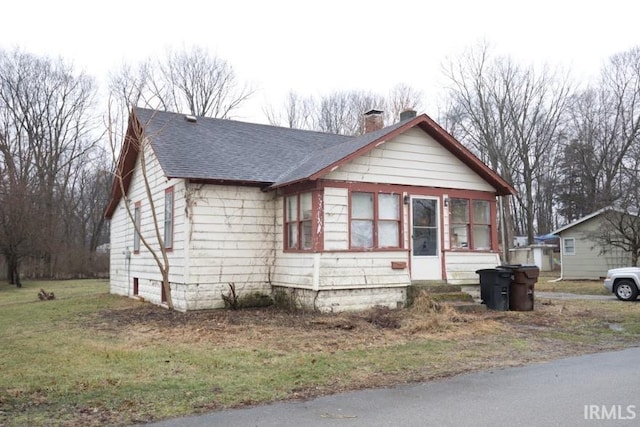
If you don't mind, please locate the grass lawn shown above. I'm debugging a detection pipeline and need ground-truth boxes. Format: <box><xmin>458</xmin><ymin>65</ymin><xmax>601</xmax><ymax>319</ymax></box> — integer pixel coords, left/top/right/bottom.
<box><xmin>1</xmin><ymin>278</ymin><xmax>639</xmax><ymax>426</ymax></box>
<box><xmin>535</xmin><ymin>272</ymin><xmax>610</xmax><ymax>295</ymax></box>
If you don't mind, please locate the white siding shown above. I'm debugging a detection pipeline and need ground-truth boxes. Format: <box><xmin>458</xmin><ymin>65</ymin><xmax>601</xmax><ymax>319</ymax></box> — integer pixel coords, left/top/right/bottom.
<box><xmin>325</xmin><ymin>128</ymin><xmax>495</xmax><ymax>191</ymax></box>
<box><xmin>317</xmin><ymin>252</ymin><xmax>410</xmax><ymax>289</ymax></box>
<box><xmin>109</xmin><ymin>143</ymin><xmax>187</xmax><ymax>306</ymax></box>
<box><xmin>184</xmin><ymin>184</ymin><xmax>276</xmax><ymax>310</ymax></box>
<box><xmin>444</xmin><ymin>251</ymin><xmax>501</xmax><ymax>284</ymax></box>
<box><xmin>323</xmin><ymin>187</ymin><xmax>349</xmax><ymax>251</ymax></box>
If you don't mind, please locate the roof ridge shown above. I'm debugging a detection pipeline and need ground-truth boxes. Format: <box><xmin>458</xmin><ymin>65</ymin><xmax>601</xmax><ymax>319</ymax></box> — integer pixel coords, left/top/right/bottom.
<box><xmin>133</xmin><ymin>107</ymin><xmax>353</xmax><ymax>139</ymax></box>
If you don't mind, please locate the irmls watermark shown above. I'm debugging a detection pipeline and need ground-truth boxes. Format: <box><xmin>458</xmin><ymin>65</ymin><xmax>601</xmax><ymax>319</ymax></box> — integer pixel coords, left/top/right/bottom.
<box><xmin>584</xmin><ymin>404</ymin><xmax>636</xmax><ymax>420</ymax></box>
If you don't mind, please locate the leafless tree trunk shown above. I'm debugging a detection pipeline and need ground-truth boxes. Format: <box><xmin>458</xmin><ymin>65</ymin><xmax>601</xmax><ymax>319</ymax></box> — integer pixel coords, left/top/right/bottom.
<box><xmin>107</xmin><ymin>103</ymin><xmax>174</xmax><ymax>309</ymax></box>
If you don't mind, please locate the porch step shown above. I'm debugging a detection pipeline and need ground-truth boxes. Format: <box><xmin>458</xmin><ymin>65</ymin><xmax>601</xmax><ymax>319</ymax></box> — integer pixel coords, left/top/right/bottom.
<box><xmin>410</xmin><ymin>282</ymin><xmax>462</xmax><ymax>293</ymax></box>
<box><xmin>448</xmin><ymin>301</ymin><xmax>488</xmax><ymax>313</ymax></box>
<box><xmin>408</xmin><ymin>283</ymin><xmax>485</xmax><ymax>313</ymax></box>
<box><xmin>430</xmin><ymin>292</ymin><xmax>474</xmax><ymax>303</ymax></box>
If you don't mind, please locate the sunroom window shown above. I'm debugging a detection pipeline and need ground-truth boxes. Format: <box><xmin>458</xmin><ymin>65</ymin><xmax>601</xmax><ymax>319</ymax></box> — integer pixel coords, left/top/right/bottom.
<box><xmin>450</xmin><ymin>198</ymin><xmax>492</xmax><ymax>250</ymax></box>
<box><xmin>350</xmin><ymin>192</ymin><xmax>400</xmax><ymax>249</ymax></box>
<box><xmin>285</xmin><ymin>192</ymin><xmax>312</xmax><ymax>250</ymax></box>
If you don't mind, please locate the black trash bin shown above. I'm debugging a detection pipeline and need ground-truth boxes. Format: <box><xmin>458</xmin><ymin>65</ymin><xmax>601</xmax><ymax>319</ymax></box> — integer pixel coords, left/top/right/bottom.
<box><xmin>500</xmin><ymin>264</ymin><xmax>539</xmax><ymax>311</ymax></box>
<box><xmin>475</xmin><ymin>268</ymin><xmax>512</xmax><ymax>311</ymax></box>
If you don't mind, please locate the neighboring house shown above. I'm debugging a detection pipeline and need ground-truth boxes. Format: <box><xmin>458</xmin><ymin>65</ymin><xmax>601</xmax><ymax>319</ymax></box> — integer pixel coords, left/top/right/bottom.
<box><xmin>104</xmin><ymin>108</ymin><xmax>515</xmax><ymax>312</ymax></box>
<box><xmin>551</xmin><ymin>209</ymin><xmax>629</xmax><ymax>280</ymax></box>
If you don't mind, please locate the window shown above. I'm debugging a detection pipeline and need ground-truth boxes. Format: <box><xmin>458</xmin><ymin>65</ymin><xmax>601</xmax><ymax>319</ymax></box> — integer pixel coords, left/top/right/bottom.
<box><xmin>285</xmin><ymin>192</ymin><xmax>312</xmax><ymax>250</ymax></box>
<box><xmin>350</xmin><ymin>192</ymin><xmax>400</xmax><ymax>249</ymax></box>
<box><xmin>133</xmin><ymin>202</ymin><xmax>141</xmax><ymax>253</ymax></box>
<box><xmin>450</xmin><ymin>199</ymin><xmax>469</xmax><ymax>249</ymax></box>
<box><xmin>472</xmin><ymin>200</ymin><xmax>491</xmax><ymax>250</ymax></box>
<box><xmin>132</xmin><ymin>278</ymin><xmax>139</xmax><ymax>296</ymax></box>
<box><xmin>164</xmin><ymin>187</ymin><xmax>174</xmax><ymax>250</ymax></box>
<box><xmin>450</xmin><ymin>198</ymin><xmax>492</xmax><ymax>250</ymax></box>
<box><xmin>563</xmin><ymin>237</ymin><xmax>575</xmax><ymax>255</ymax></box>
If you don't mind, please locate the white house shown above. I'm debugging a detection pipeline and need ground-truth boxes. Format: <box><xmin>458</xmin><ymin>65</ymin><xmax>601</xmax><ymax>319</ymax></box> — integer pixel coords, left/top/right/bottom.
<box><xmin>105</xmin><ymin>108</ymin><xmax>515</xmax><ymax>311</ymax></box>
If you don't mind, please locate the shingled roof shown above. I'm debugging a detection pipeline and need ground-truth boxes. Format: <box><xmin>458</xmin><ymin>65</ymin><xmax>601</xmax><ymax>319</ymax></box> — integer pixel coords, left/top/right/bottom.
<box><xmin>104</xmin><ymin>108</ymin><xmax>515</xmax><ymax>218</ymax></box>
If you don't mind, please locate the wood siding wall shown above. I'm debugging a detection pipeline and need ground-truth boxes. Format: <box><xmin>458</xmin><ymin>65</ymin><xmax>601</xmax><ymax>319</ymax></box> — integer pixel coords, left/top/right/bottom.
<box><xmin>109</xmin><ymin>143</ymin><xmax>186</xmax><ymax>306</ymax></box>
<box><xmin>325</xmin><ymin>128</ymin><xmax>496</xmax><ymax>191</ymax></box>
<box><xmin>560</xmin><ymin>218</ymin><xmax>628</xmax><ymax>280</ymax></box>
<box><xmin>272</xmin><ymin>186</ymin><xmax>411</xmax><ymax>298</ymax></box>
<box><xmin>183</xmin><ymin>184</ymin><xmax>275</xmax><ymax>309</ymax></box>
<box><xmin>444</xmin><ymin>251</ymin><xmax>501</xmax><ymax>284</ymax></box>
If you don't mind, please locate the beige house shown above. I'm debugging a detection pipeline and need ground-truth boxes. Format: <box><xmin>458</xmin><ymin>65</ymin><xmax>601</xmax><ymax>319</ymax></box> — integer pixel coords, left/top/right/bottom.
<box><xmin>105</xmin><ymin>108</ymin><xmax>515</xmax><ymax>311</ymax></box>
<box><xmin>551</xmin><ymin>209</ymin><xmax>628</xmax><ymax>280</ymax></box>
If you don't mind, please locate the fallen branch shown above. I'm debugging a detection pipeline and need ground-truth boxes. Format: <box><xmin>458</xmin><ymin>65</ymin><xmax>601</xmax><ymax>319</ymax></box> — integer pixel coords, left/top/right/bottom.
<box><xmin>38</xmin><ymin>289</ymin><xmax>55</xmax><ymax>301</ymax></box>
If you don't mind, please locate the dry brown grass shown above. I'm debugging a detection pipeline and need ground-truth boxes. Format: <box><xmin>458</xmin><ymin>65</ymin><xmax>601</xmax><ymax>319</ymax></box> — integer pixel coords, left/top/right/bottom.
<box><xmin>3</xmin><ymin>279</ymin><xmax>640</xmax><ymax>426</ymax></box>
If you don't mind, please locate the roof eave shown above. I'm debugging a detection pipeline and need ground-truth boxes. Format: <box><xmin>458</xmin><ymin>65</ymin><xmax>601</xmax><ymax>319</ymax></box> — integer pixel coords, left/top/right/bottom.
<box><xmin>104</xmin><ymin>111</ymin><xmax>143</xmax><ymax>219</ymax></box>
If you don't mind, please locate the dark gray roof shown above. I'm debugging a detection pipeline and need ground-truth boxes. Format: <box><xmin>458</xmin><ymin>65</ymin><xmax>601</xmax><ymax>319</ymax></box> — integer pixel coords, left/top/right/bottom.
<box><xmin>272</xmin><ymin>120</ymin><xmax>409</xmax><ymax>186</ymax></box>
<box><xmin>133</xmin><ymin>108</ymin><xmax>407</xmax><ymax>187</ymax></box>
<box><xmin>106</xmin><ymin>107</ymin><xmax>516</xmax><ymax>218</ymax></box>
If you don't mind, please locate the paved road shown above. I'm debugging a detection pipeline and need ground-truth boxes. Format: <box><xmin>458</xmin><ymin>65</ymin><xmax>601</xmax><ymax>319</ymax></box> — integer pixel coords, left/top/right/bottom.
<box><xmin>145</xmin><ymin>347</ymin><xmax>640</xmax><ymax>427</ymax></box>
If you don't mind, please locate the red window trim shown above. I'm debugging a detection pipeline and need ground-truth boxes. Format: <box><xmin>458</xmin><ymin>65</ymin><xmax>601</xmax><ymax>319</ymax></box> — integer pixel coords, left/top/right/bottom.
<box><xmin>449</xmin><ymin>197</ymin><xmax>493</xmax><ymax>251</ymax></box>
<box><xmin>133</xmin><ymin>201</ymin><xmax>141</xmax><ymax>254</ymax></box>
<box><xmin>349</xmin><ymin>191</ymin><xmax>402</xmax><ymax>250</ymax></box>
<box><xmin>283</xmin><ymin>191</ymin><xmax>323</xmax><ymax>253</ymax></box>
<box><xmin>279</xmin><ymin>180</ymin><xmax>499</xmax><ymax>253</ymax></box>
<box><xmin>164</xmin><ymin>187</ymin><xmax>174</xmax><ymax>252</ymax></box>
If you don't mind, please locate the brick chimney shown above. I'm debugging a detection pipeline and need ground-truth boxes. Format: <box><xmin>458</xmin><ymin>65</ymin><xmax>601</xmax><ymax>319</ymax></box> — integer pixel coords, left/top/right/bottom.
<box><xmin>399</xmin><ymin>109</ymin><xmax>417</xmax><ymax>121</ymax></box>
<box><xmin>363</xmin><ymin>109</ymin><xmax>384</xmax><ymax>133</ymax></box>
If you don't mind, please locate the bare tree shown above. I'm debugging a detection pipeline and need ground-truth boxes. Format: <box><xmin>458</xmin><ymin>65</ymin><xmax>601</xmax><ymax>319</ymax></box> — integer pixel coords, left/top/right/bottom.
<box><xmin>386</xmin><ymin>83</ymin><xmax>424</xmax><ymax>121</ymax></box>
<box><xmin>264</xmin><ymin>91</ymin><xmax>316</xmax><ymax>129</ymax></box>
<box><xmin>557</xmin><ymin>47</ymin><xmax>640</xmax><ymax>223</ymax></box>
<box><xmin>0</xmin><ymin>48</ymin><xmax>99</xmax><ymax>282</ymax></box>
<box><xmin>107</xmin><ymin>104</ymin><xmax>174</xmax><ymax>309</ymax></box>
<box><xmin>109</xmin><ymin>46</ymin><xmax>253</xmax><ymax>119</ymax></box>
<box><xmin>264</xmin><ymin>84</ymin><xmax>424</xmax><ymax>135</ymax></box>
<box><xmin>591</xmin><ymin>206</ymin><xmax>640</xmax><ymax>266</ymax></box>
<box><xmin>442</xmin><ymin>42</ymin><xmax>572</xmax><ymax>243</ymax></box>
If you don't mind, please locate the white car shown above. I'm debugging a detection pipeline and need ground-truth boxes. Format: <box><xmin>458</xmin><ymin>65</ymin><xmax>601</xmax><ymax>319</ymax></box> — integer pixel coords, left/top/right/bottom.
<box><xmin>604</xmin><ymin>267</ymin><xmax>640</xmax><ymax>301</ymax></box>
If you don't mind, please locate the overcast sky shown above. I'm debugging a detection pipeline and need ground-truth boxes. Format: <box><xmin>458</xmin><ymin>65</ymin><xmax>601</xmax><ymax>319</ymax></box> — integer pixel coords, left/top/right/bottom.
<box><xmin>1</xmin><ymin>0</ymin><xmax>639</xmax><ymax>123</ymax></box>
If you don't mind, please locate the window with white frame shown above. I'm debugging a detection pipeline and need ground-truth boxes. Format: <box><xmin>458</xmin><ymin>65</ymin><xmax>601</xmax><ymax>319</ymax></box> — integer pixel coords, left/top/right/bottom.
<box><xmin>563</xmin><ymin>237</ymin><xmax>575</xmax><ymax>255</ymax></box>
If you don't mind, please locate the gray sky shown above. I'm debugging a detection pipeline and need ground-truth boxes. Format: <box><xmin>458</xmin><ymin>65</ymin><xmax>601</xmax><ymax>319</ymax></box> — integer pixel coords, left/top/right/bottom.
<box><xmin>1</xmin><ymin>0</ymin><xmax>639</xmax><ymax>123</ymax></box>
